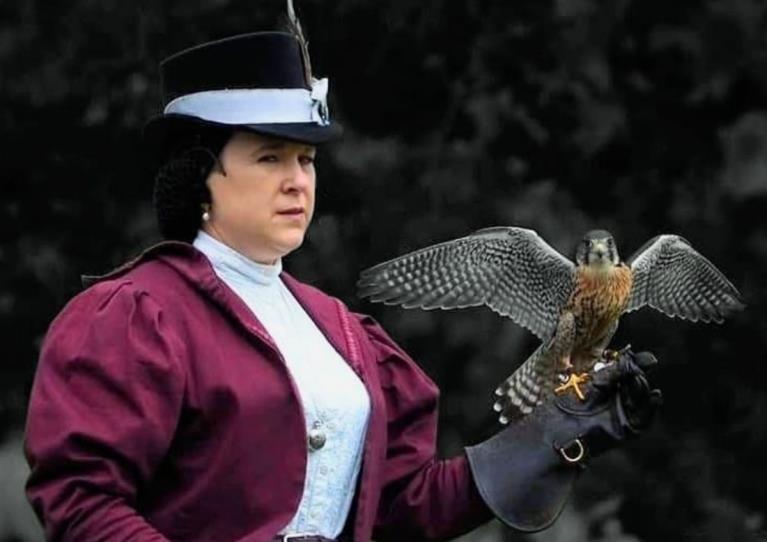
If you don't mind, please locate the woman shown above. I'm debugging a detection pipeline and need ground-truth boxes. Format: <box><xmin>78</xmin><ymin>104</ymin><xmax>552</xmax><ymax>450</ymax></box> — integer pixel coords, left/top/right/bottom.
<box><xmin>24</xmin><ymin>31</ymin><xmax>660</xmax><ymax>542</ymax></box>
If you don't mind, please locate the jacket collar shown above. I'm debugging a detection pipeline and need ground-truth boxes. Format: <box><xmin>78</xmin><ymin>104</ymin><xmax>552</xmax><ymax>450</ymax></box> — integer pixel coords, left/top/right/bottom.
<box><xmin>80</xmin><ymin>240</ymin><xmax>196</xmax><ymax>288</ymax></box>
<box><xmin>81</xmin><ymin>241</ymin><xmax>359</xmax><ymax>369</ymax></box>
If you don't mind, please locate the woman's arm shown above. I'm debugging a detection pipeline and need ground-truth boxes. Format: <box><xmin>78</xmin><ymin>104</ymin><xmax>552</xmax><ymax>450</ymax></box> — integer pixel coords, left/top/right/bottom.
<box><xmin>358</xmin><ymin>314</ymin><xmax>660</xmax><ymax>541</ymax></box>
<box><xmin>25</xmin><ymin>280</ymin><xmax>185</xmax><ymax>542</ymax></box>
<box><xmin>358</xmin><ymin>315</ymin><xmax>493</xmax><ymax>541</ymax></box>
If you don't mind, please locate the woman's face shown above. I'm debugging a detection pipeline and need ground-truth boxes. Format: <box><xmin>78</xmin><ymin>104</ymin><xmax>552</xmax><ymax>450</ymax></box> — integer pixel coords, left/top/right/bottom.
<box><xmin>203</xmin><ymin>131</ymin><xmax>317</xmax><ymax>264</ymax></box>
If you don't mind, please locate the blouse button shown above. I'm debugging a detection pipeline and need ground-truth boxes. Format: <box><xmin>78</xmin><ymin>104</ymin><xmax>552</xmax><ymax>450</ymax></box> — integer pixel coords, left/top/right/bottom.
<box><xmin>308</xmin><ymin>426</ymin><xmax>326</xmax><ymax>451</ymax></box>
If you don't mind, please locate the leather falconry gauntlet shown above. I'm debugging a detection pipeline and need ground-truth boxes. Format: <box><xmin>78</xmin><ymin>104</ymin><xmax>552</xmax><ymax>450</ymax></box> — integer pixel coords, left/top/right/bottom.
<box><xmin>465</xmin><ymin>348</ymin><xmax>662</xmax><ymax>532</ymax></box>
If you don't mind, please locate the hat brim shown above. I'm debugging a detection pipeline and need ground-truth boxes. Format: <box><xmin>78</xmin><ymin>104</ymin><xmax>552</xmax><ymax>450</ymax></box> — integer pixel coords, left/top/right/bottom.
<box><xmin>144</xmin><ymin>113</ymin><xmax>343</xmax><ymax>150</ymax></box>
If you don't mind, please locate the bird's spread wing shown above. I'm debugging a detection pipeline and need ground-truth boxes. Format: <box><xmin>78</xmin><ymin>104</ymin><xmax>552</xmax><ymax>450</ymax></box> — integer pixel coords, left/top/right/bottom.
<box><xmin>626</xmin><ymin>234</ymin><xmax>745</xmax><ymax>322</ymax></box>
<box><xmin>357</xmin><ymin>227</ymin><xmax>576</xmax><ymax>340</ymax></box>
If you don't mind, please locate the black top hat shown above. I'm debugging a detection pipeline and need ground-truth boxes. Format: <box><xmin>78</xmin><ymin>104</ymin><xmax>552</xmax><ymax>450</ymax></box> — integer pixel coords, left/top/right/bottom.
<box><xmin>144</xmin><ymin>31</ymin><xmax>341</xmax><ymax>152</ymax></box>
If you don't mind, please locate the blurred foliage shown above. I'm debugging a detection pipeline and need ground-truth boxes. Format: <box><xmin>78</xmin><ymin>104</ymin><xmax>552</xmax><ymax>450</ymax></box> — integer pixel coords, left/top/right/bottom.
<box><xmin>2</xmin><ymin>0</ymin><xmax>767</xmax><ymax>541</ymax></box>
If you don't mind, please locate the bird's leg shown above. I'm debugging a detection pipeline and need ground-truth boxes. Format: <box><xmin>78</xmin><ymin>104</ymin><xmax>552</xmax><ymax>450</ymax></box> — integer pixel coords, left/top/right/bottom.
<box><xmin>558</xmin><ymin>323</ymin><xmax>619</xmax><ymax>399</ymax></box>
<box><xmin>602</xmin><ymin>343</ymin><xmax>632</xmax><ymax>362</ymax></box>
<box><xmin>590</xmin><ymin>321</ymin><xmax>621</xmax><ymax>371</ymax></box>
<box><xmin>554</xmin><ymin>352</ymin><xmax>591</xmax><ymax>401</ymax></box>
<box><xmin>549</xmin><ymin>312</ymin><xmax>592</xmax><ymax>401</ymax></box>
<box><xmin>554</xmin><ymin>371</ymin><xmax>590</xmax><ymax>401</ymax></box>
<box><xmin>548</xmin><ymin>314</ymin><xmax>575</xmax><ymax>380</ymax></box>
<box><xmin>554</xmin><ymin>352</ymin><xmax>591</xmax><ymax>400</ymax></box>
<box><xmin>601</xmin><ymin>349</ymin><xmax>621</xmax><ymax>362</ymax></box>
<box><xmin>561</xmin><ymin>354</ymin><xmax>573</xmax><ymax>371</ymax></box>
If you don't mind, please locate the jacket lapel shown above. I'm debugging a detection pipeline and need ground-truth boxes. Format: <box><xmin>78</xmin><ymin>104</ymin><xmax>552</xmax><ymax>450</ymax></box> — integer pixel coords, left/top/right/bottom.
<box><xmin>280</xmin><ymin>273</ymin><xmax>361</xmax><ymax>373</ymax></box>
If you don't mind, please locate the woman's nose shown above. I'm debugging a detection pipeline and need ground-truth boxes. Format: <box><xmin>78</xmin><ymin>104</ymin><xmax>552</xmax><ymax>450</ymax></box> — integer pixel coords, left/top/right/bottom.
<box><xmin>283</xmin><ymin>158</ymin><xmax>312</xmax><ymax>189</ymax></box>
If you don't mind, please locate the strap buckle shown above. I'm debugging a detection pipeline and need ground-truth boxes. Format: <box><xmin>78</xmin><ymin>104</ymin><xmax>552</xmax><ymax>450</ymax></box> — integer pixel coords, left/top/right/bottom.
<box><xmin>558</xmin><ymin>438</ymin><xmax>586</xmax><ymax>464</ymax></box>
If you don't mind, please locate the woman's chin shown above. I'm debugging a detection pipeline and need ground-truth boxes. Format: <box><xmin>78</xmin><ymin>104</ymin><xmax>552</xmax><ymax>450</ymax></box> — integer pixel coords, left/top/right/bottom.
<box><xmin>272</xmin><ymin>233</ymin><xmax>306</xmax><ymax>258</ymax></box>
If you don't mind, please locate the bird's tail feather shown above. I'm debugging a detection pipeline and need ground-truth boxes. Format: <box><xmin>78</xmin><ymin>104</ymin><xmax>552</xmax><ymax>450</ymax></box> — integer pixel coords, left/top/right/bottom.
<box><xmin>493</xmin><ymin>342</ymin><xmax>561</xmax><ymax>424</ymax></box>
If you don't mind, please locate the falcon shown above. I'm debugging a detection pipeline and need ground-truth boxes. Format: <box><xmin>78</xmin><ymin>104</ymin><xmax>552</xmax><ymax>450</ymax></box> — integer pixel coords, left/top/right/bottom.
<box><xmin>357</xmin><ymin>228</ymin><xmax>744</xmax><ymax>423</ymax></box>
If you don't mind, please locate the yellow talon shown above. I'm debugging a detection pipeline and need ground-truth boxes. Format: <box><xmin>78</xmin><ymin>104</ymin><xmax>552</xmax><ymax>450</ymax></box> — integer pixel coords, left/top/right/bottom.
<box><xmin>554</xmin><ymin>372</ymin><xmax>590</xmax><ymax>401</ymax></box>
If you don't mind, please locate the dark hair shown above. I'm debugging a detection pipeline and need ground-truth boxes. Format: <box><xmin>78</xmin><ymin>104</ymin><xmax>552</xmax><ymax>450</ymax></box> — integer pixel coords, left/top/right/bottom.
<box><xmin>152</xmin><ymin>125</ymin><xmax>232</xmax><ymax>242</ymax></box>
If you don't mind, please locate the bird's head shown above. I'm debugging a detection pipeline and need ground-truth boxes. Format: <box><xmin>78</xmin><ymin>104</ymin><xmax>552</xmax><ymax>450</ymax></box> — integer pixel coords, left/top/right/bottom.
<box><xmin>575</xmin><ymin>230</ymin><xmax>620</xmax><ymax>268</ymax></box>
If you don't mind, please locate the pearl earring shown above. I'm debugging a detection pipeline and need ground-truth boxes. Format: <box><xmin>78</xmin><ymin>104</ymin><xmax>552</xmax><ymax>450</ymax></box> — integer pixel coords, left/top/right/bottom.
<box><xmin>202</xmin><ymin>208</ymin><xmax>210</xmax><ymax>221</ymax></box>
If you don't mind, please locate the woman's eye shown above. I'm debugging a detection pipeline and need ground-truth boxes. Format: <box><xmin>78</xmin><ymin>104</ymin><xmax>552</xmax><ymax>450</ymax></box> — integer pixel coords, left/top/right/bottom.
<box><xmin>257</xmin><ymin>154</ymin><xmax>279</xmax><ymax>163</ymax></box>
<box><xmin>299</xmin><ymin>155</ymin><xmax>315</xmax><ymax>166</ymax></box>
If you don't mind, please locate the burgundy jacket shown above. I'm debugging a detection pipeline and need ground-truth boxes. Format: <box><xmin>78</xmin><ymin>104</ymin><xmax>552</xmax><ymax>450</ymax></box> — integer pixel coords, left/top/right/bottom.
<box><xmin>25</xmin><ymin>242</ymin><xmax>492</xmax><ymax>542</ymax></box>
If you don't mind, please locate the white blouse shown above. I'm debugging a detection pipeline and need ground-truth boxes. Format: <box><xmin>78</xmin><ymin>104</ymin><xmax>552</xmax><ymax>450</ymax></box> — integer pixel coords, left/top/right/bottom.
<box><xmin>193</xmin><ymin>230</ymin><xmax>371</xmax><ymax>538</ymax></box>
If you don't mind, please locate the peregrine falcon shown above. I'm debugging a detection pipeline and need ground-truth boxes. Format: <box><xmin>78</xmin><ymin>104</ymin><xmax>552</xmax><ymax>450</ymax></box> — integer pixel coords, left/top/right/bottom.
<box><xmin>357</xmin><ymin>227</ymin><xmax>745</xmax><ymax>423</ymax></box>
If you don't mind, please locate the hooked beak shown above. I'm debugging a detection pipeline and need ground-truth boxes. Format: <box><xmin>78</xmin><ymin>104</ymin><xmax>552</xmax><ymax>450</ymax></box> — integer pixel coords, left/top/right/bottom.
<box><xmin>591</xmin><ymin>240</ymin><xmax>609</xmax><ymax>260</ymax></box>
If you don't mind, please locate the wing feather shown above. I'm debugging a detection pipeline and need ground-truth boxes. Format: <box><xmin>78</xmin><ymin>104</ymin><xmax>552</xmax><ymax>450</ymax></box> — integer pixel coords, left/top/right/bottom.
<box><xmin>358</xmin><ymin>227</ymin><xmax>576</xmax><ymax>340</ymax></box>
<box><xmin>626</xmin><ymin>235</ymin><xmax>745</xmax><ymax>321</ymax></box>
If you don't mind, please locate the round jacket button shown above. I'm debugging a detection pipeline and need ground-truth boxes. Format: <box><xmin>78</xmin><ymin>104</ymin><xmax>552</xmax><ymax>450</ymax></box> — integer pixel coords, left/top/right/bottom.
<box><xmin>308</xmin><ymin>427</ymin><xmax>326</xmax><ymax>451</ymax></box>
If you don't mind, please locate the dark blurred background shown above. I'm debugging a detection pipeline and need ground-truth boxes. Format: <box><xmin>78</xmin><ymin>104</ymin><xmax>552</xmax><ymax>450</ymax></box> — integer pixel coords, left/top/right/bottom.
<box><xmin>2</xmin><ymin>1</ymin><xmax>766</xmax><ymax>541</ymax></box>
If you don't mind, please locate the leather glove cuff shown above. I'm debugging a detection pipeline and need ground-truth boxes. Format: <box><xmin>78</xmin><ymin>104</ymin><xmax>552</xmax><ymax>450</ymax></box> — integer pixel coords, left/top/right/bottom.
<box><xmin>465</xmin><ymin>348</ymin><xmax>661</xmax><ymax>532</ymax></box>
<box><xmin>465</xmin><ymin>407</ymin><xmax>581</xmax><ymax>532</ymax></box>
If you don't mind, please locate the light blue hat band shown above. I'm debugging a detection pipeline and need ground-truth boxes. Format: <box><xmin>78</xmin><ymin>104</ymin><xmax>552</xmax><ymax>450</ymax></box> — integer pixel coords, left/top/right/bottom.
<box><xmin>163</xmin><ymin>77</ymin><xmax>330</xmax><ymax>126</ymax></box>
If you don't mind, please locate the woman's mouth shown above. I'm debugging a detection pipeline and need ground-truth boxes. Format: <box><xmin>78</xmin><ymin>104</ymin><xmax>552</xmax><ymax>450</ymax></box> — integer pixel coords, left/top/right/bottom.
<box><xmin>277</xmin><ymin>207</ymin><xmax>305</xmax><ymax>217</ymax></box>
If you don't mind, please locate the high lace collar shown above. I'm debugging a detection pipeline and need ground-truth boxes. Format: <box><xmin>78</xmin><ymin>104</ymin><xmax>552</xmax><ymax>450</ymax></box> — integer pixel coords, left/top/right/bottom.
<box><xmin>193</xmin><ymin>230</ymin><xmax>282</xmax><ymax>287</ymax></box>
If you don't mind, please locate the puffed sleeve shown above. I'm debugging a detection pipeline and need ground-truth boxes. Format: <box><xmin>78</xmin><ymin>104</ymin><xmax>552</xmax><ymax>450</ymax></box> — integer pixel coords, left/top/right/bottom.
<box><xmin>357</xmin><ymin>315</ymin><xmax>493</xmax><ymax>541</ymax></box>
<box><xmin>24</xmin><ymin>279</ymin><xmax>185</xmax><ymax>542</ymax></box>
